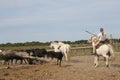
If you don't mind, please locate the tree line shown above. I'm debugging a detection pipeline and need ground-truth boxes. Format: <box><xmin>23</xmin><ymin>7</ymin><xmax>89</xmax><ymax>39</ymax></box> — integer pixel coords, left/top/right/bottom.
<box><xmin>0</xmin><ymin>39</ymin><xmax>120</xmax><ymax>47</ymax></box>
<box><xmin>0</xmin><ymin>40</ymin><xmax>88</xmax><ymax>47</ymax></box>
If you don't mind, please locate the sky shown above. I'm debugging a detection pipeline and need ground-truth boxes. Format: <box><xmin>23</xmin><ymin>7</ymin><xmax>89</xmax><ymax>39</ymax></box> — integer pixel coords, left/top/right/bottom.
<box><xmin>0</xmin><ymin>0</ymin><xmax>120</xmax><ymax>43</ymax></box>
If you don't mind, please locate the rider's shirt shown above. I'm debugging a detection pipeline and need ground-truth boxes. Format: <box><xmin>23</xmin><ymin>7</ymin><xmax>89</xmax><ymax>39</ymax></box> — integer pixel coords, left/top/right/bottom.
<box><xmin>98</xmin><ymin>32</ymin><xmax>106</xmax><ymax>41</ymax></box>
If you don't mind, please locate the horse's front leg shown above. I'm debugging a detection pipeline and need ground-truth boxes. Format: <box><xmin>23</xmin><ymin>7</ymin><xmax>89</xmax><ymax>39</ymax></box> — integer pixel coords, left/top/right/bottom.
<box><xmin>106</xmin><ymin>57</ymin><xmax>109</xmax><ymax>67</ymax></box>
<box><xmin>94</xmin><ymin>55</ymin><xmax>99</xmax><ymax>67</ymax></box>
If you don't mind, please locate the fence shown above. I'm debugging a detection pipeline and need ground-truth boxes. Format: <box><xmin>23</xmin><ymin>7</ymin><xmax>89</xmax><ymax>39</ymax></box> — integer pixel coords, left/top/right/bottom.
<box><xmin>70</xmin><ymin>46</ymin><xmax>92</xmax><ymax>56</ymax></box>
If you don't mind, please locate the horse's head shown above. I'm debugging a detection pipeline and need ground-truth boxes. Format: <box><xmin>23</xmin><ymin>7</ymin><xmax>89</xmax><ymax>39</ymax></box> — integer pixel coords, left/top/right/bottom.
<box><xmin>50</xmin><ymin>41</ymin><xmax>58</xmax><ymax>48</ymax></box>
<box><xmin>88</xmin><ymin>35</ymin><xmax>98</xmax><ymax>43</ymax></box>
<box><xmin>58</xmin><ymin>41</ymin><xmax>64</xmax><ymax>46</ymax></box>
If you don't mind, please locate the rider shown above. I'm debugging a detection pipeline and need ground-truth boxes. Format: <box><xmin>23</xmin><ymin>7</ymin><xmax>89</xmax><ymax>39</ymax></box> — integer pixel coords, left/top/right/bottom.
<box><xmin>93</xmin><ymin>27</ymin><xmax>107</xmax><ymax>54</ymax></box>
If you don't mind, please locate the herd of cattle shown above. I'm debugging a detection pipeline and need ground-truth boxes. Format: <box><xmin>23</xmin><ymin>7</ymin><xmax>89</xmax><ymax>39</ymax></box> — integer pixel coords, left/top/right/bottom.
<box><xmin>0</xmin><ymin>48</ymin><xmax>63</xmax><ymax>66</ymax></box>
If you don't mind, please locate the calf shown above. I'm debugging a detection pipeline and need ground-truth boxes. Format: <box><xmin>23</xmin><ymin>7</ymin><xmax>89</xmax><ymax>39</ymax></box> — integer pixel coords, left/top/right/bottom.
<box><xmin>0</xmin><ymin>50</ymin><xmax>28</xmax><ymax>65</ymax></box>
<box><xmin>46</xmin><ymin>51</ymin><xmax>63</xmax><ymax>66</ymax></box>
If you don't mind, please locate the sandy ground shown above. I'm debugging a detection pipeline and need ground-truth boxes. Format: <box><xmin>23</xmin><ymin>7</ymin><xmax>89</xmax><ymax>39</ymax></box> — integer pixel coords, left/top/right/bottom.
<box><xmin>0</xmin><ymin>52</ymin><xmax>120</xmax><ymax>80</ymax></box>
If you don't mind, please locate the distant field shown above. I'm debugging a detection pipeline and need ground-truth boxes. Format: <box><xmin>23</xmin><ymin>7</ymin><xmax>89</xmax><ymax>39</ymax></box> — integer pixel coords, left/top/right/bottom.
<box><xmin>0</xmin><ymin>43</ymin><xmax>119</xmax><ymax>56</ymax></box>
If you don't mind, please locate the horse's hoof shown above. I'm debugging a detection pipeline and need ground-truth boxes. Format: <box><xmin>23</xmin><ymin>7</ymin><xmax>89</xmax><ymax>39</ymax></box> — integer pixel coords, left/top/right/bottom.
<box><xmin>7</xmin><ymin>66</ymin><xmax>11</xmax><ymax>69</ymax></box>
<box><xmin>95</xmin><ymin>64</ymin><xmax>98</xmax><ymax>68</ymax></box>
<box><xmin>95</xmin><ymin>66</ymin><xmax>97</xmax><ymax>68</ymax></box>
<box><xmin>106</xmin><ymin>65</ymin><xmax>109</xmax><ymax>67</ymax></box>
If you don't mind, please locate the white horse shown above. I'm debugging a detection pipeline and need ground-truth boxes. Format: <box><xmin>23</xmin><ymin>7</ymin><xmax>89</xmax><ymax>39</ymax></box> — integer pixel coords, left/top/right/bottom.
<box><xmin>89</xmin><ymin>35</ymin><xmax>115</xmax><ymax>67</ymax></box>
<box><xmin>50</xmin><ymin>41</ymin><xmax>70</xmax><ymax>61</ymax></box>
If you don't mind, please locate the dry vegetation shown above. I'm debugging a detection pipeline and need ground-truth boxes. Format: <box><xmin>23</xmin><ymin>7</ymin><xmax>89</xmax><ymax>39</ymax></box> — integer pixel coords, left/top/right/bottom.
<box><xmin>0</xmin><ymin>52</ymin><xmax>120</xmax><ymax>80</ymax></box>
<box><xmin>0</xmin><ymin>43</ymin><xmax>120</xmax><ymax>80</ymax></box>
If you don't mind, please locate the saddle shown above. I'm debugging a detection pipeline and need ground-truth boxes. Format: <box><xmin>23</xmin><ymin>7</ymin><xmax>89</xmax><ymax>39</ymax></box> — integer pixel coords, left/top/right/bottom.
<box><xmin>96</xmin><ymin>41</ymin><xmax>105</xmax><ymax>49</ymax></box>
<box><xmin>96</xmin><ymin>38</ymin><xmax>110</xmax><ymax>49</ymax></box>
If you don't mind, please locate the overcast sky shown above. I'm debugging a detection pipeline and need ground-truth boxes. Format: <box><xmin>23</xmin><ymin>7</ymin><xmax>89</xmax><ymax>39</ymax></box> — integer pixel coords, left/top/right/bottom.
<box><xmin>0</xmin><ymin>0</ymin><xmax>120</xmax><ymax>43</ymax></box>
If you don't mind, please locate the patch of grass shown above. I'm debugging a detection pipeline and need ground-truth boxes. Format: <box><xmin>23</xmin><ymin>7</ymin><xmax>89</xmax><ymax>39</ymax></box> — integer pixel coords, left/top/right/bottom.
<box><xmin>70</xmin><ymin>48</ymin><xmax>92</xmax><ymax>56</ymax></box>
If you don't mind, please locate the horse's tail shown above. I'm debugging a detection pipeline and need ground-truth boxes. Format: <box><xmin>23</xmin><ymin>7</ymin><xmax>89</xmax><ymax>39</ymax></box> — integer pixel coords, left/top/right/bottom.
<box><xmin>66</xmin><ymin>44</ymin><xmax>71</xmax><ymax>61</ymax></box>
<box><xmin>66</xmin><ymin>44</ymin><xmax>70</xmax><ymax>53</ymax></box>
<box><xmin>108</xmin><ymin>44</ymin><xmax>115</xmax><ymax>60</ymax></box>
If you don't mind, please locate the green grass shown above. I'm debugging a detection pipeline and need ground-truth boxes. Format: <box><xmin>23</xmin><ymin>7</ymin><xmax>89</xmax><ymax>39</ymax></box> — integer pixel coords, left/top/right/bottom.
<box><xmin>70</xmin><ymin>48</ymin><xmax>92</xmax><ymax>56</ymax></box>
<box><xmin>112</xmin><ymin>43</ymin><xmax>120</xmax><ymax>52</ymax></box>
<box><xmin>0</xmin><ymin>45</ymin><xmax>49</xmax><ymax>50</ymax></box>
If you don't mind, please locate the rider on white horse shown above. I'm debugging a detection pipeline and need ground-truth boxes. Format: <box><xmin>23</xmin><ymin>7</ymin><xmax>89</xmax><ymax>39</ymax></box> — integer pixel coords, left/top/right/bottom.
<box><xmin>89</xmin><ymin>31</ymin><xmax>115</xmax><ymax>67</ymax></box>
<box><xmin>93</xmin><ymin>27</ymin><xmax>107</xmax><ymax>54</ymax></box>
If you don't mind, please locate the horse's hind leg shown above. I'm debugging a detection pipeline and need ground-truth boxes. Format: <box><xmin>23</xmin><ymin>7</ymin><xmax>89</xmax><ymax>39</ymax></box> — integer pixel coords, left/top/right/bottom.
<box><xmin>64</xmin><ymin>53</ymin><xmax>68</xmax><ymax>61</ymax></box>
<box><xmin>104</xmin><ymin>55</ymin><xmax>109</xmax><ymax>67</ymax></box>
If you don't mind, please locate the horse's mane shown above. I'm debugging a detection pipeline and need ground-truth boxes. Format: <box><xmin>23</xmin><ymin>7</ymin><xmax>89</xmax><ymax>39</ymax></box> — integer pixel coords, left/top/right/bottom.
<box><xmin>91</xmin><ymin>35</ymin><xmax>98</xmax><ymax>43</ymax></box>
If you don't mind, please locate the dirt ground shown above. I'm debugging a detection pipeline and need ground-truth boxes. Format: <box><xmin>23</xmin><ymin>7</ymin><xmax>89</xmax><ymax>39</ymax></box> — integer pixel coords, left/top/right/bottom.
<box><xmin>0</xmin><ymin>52</ymin><xmax>120</xmax><ymax>80</ymax></box>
